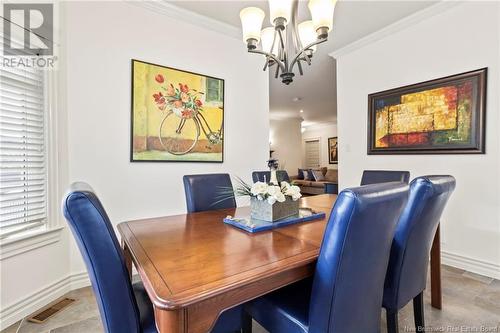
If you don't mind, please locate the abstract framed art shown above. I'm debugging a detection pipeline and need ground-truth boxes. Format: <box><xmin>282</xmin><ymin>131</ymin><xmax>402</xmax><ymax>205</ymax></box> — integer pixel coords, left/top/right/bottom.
<box><xmin>131</xmin><ymin>59</ymin><xmax>224</xmax><ymax>162</ymax></box>
<box><xmin>367</xmin><ymin>68</ymin><xmax>487</xmax><ymax>155</ymax></box>
<box><xmin>328</xmin><ymin>137</ymin><xmax>338</xmax><ymax>164</ymax></box>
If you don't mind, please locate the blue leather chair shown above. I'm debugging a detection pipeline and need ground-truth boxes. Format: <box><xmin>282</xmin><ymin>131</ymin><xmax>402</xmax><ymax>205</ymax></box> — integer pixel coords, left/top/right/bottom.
<box><xmin>63</xmin><ymin>182</ymin><xmax>156</xmax><ymax>333</ymax></box>
<box><xmin>252</xmin><ymin>170</ymin><xmax>290</xmax><ymax>183</ymax></box>
<box><xmin>183</xmin><ymin>173</ymin><xmax>236</xmax><ymax>213</ymax></box>
<box><xmin>182</xmin><ymin>174</ymin><xmax>245</xmax><ymax>332</ymax></box>
<box><xmin>245</xmin><ymin>182</ymin><xmax>409</xmax><ymax>333</ymax></box>
<box><xmin>383</xmin><ymin>176</ymin><xmax>456</xmax><ymax>333</ymax></box>
<box><xmin>360</xmin><ymin>170</ymin><xmax>410</xmax><ymax>186</ymax></box>
<box><xmin>63</xmin><ymin>182</ymin><xmax>243</xmax><ymax>333</ymax></box>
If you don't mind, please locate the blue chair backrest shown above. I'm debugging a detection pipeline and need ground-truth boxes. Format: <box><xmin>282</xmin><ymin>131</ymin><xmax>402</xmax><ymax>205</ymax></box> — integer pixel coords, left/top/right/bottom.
<box><xmin>309</xmin><ymin>182</ymin><xmax>409</xmax><ymax>333</ymax></box>
<box><xmin>360</xmin><ymin>170</ymin><xmax>410</xmax><ymax>186</ymax></box>
<box><xmin>62</xmin><ymin>182</ymin><xmax>140</xmax><ymax>333</ymax></box>
<box><xmin>383</xmin><ymin>176</ymin><xmax>456</xmax><ymax>310</ymax></box>
<box><xmin>252</xmin><ymin>170</ymin><xmax>290</xmax><ymax>183</ymax></box>
<box><xmin>183</xmin><ymin>173</ymin><xmax>236</xmax><ymax>213</ymax></box>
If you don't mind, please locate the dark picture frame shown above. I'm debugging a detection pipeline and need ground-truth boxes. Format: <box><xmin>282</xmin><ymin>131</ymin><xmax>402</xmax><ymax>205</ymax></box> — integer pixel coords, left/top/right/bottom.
<box><xmin>328</xmin><ymin>137</ymin><xmax>338</xmax><ymax>164</ymax></box>
<box><xmin>367</xmin><ymin>68</ymin><xmax>487</xmax><ymax>155</ymax></box>
<box><xmin>130</xmin><ymin>59</ymin><xmax>225</xmax><ymax>163</ymax></box>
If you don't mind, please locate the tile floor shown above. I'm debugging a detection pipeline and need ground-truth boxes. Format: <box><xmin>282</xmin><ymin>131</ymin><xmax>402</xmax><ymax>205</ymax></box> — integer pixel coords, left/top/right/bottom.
<box><xmin>2</xmin><ymin>265</ymin><xmax>499</xmax><ymax>333</ymax></box>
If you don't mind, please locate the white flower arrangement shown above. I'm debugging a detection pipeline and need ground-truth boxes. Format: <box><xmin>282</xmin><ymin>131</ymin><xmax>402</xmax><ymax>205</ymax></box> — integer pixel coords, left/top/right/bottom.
<box><xmin>215</xmin><ymin>177</ymin><xmax>302</xmax><ymax>208</ymax></box>
<box><xmin>250</xmin><ymin>181</ymin><xmax>302</xmax><ymax>205</ymax></box>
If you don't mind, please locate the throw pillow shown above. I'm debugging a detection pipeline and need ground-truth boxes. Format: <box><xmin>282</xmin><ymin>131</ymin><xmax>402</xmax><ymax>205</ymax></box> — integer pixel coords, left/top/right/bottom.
<box><xmin>297</xmin><ymin>168</ymin><xmax>304</xmax><ymax>180</ymax></box>
<box><xmin>325</xmin><ymin>169</ymin><xmax>338</xmax><ymax>182</ymax></box>
<box><xmin>312</xmin><ymin>169</ymin><xmax>325</xmax><ymax>181</ymax></box>
<box><xmin>307</xmin><ymin>169</ymin><xmax>316</xmax><ymax>181</ymax></box>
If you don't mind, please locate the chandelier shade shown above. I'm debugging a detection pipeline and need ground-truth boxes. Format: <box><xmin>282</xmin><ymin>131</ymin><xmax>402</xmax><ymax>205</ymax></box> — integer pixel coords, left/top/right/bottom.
<box><xmin>298</xmin><ymin>20</ymin><xmax>317</xmax><ymax>53</ymax></box>
<box><xmin>240</xmin><ymin>7</ymin><xmax>265</xmax><ymax>44</ymax></box>
<box><xmin>268</xmin><ymin>0</ymin><xmax>293</xmax><ymax>27</ymax></box>
<box><xmin>308</xmin><ymin>0</ymin><xmax>337</xmax><ymax>32</ymax></box>
<box><xmin>261</xmin><ymin>27</ymin><xmax>278</xmax><ymax>55</ymax></box>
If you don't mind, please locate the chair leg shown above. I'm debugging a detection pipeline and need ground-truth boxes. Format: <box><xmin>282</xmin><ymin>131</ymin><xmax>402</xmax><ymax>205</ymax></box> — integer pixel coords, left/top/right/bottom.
<box><xmin>386</xmin><ymin>310</ymin><xmax>398</xmax><ymax>333</ymax></box>
<box><xmin>413</xmin><ymin>292</ymin><xmax>425</xmax><ymax>332</ymax></box>
<box><xmin>242</xmin><ymin>311</ymin><xmax>252</xmax><ymax>333</ymax></box>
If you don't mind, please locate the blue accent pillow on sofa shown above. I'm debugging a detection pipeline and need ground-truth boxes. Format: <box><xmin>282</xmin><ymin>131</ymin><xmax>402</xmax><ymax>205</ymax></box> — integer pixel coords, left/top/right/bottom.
<box><xmin>297</xmin><ymin>168</ymin><xmax>305</xmax><ymax>180</ymax></box>
<box><xmin>307</xmin><ymin>169</ymin><xmax>316</xmax><ymax>181</ymax></box>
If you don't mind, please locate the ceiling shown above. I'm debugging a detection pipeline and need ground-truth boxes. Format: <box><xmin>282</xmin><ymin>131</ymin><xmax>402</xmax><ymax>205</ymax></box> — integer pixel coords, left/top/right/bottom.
<box><xmin>169</xmin><ymin>0</ymin><xmax>436</xmax><ymax>126</ymax></box>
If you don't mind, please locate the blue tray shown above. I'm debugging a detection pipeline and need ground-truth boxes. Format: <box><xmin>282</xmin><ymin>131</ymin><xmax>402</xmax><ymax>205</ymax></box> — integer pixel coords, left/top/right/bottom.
<box><xmin>223</xmin><ymin>208</ymin><xmax>326</xmax><ymax>233</ymax></box>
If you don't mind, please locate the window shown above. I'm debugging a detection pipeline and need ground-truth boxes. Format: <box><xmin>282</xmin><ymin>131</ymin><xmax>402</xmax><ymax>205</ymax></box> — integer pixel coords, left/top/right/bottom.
<box><xmin>304</xmin><ymin>139</ymin><xmax>320</xmax><ymax>169</ymax></box>
<box><xmin>0</xmin><ymin>66</ymin><xmax>47</xmax><ymax>239</ymax></box>
<box><xmin>205</xmin><ymin>77</ymin><xmax>223</xmax><ymax>105</ymax></box>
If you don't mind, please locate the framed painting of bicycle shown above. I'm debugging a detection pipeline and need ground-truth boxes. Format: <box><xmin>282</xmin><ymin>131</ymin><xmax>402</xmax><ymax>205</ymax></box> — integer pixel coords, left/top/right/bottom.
<box><xmin>131</xmin><ymin>59</ymin><xmax>224</xmax><ymax>162</ymax></box>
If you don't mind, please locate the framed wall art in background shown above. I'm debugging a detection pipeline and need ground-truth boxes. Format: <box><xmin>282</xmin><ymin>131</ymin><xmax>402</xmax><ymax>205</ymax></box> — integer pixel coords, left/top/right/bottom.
<box><xmin>328</xmin><ymin>137</ymin><xmax>338</xmax><ymax>164</ymax></box>
<box><xmin>367</xmin><ymin>68</ymin><xmax>486</xmax><ymax>154</ymax></box>
<box><xmin>131</xmin><ymin>59</ymin><xmax>224</xmax><ymax>162</ymax></box>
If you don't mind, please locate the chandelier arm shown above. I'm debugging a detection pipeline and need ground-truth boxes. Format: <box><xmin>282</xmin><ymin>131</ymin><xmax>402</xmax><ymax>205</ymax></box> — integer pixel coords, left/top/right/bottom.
<box><xmin>274</xmin><ymin>62</ymin><xmax>280</xmax><ymax>78</ymax></box>
<box><xmin>277</xmin><ymin>28</ymin><xmax>289</xmax><ymax>72</ymax></box>
<box><xmin>263</xmin><ymin>60</ymin><xmax>269</xmax><ymax>72</ymax></box>
<box><xmin>297</xmin><ymin>59</ymin><xmax>304</xmax><ymax>76</ymax></box>
<box><xmin>290</xmin><ymin>0</ymin><xmax>302</xmax><ymax>54</ymax></box>
<box><xmin>289</xmin><ymin>38</ymin><xmax>328</xmax><ymax>73</ymax></box>
<box><xmin>270</xmin><ymin>29</ymin><xmax>278</xmax><ymax>55</ymax></box>
<box><xmin>263</xmin><ymin>29</ymin><xmax>279</xmax><ymax>71</ymax></box>
<box><xmin>277</xmin><ymin>28</ymin><xmax>285</xmax><ymax>50</ymax></box>
<box><xmin>263</xmin><ymin>57</ymin><xmax>278</xmax><ymax>71</ymax></box>
<box><xmin>248</xmin><ymin>49</ymin><xmax>286</xmax><ymax>73</ymax></box>
<box><xmin>303</xmin><ymin>53</ymin><xmax>311</xmax><ymax>66</ymax></box>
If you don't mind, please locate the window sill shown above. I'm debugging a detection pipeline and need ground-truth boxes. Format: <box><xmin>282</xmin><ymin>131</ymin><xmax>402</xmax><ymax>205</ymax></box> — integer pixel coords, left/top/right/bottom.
<box><xmin>0</xmin><ymin>227</ymin><xmax>64</xmax><ymax>260</ymax></box>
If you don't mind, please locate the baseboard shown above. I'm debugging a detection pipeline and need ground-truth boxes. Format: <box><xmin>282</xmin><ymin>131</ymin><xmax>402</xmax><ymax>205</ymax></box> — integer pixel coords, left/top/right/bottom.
<box><xmin>0</xmin><ymin>272</ymin><xmax>90</xmax><ymax>331</ymax></box>
<box><xmin>442</xmin><ymin>251</ymin><xmax>500</xmax><ymax>280</ymax></box>
<box><xmin>68</xmin><ymin>271</ymin><xmax>91</xmax><ymax>290</ymax></box>
<box><xmin>2</xmin><ymin>251</ymin><xmax>498</xmax><ymax>330</ymax></box>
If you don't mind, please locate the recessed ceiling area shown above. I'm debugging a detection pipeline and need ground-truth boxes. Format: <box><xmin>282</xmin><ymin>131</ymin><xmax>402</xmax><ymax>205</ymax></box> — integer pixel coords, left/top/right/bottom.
<box><xmin>169</xmin><ymin>0</ymin><xmax>436</xmax><ymax>126</ymax></box>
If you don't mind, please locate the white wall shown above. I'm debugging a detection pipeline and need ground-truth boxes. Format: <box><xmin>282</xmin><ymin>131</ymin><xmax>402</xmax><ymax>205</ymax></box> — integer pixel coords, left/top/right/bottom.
<box><xmin>0</xmin><ymin>8</ymin><xmax>73</xmax><ymax>329</ymax></box>
<box><xmin>302</xmin><ymin>122</ymin><xmax>338</xmax><ymax>169</ymax></box>
<box><xmin>334</xmin><ymin>2</ymin><xmax>500</xmax><ymax>278</ymax></box>
<box><xmin>64</xmin><ymin>1</ymin><xmax>269</xmax><ymax>274</ymax></box>
<box><xmin>1</xmin><ymin>2</ymin><xmax>270</xmax><ymax>327</ymax></box>
<box><xmin>0</xmin><ymin>232</ymin><xmax>73</xmax><ymax>330</ymax></box>
<box><xmin>270</xmin><ymin>118</ymin><xmax>302</xmax><ymax>175</ymax></box>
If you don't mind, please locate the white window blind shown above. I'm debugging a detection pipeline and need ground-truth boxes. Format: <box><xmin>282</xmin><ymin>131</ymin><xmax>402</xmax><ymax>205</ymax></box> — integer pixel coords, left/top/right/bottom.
<box><xmin>305</xmin><ymin>139</ymin><xmax>320</xmax><ymax>169</ymax></box>
<box><xmin>0</xmin><ymin>65</ymin><xmax>47</xmax><ymax>239</ymax></box>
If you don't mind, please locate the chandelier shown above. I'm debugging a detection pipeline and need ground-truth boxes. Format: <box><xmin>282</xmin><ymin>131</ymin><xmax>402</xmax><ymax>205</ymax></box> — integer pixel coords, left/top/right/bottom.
<box><xmin>239</xmin><ymin>0</ymin><xmax>337</xmax><ymax>85</ymax></box>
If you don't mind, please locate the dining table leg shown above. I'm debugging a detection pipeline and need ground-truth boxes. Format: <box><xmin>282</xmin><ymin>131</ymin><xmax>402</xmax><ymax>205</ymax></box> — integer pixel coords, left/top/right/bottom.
<box><xmin>430</xmin><ymin>224</ymin><xmax>442</xmax><ymax>309</ymax></box>
<box><xmin>121</xmin><ymin>239</ymin><xmax>133</xmax><ymax>279</ymax></box>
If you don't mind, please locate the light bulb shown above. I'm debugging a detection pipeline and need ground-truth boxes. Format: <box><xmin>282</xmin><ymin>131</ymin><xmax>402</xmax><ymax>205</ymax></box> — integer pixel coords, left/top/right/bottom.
<box><xmin>298</xmin><ymin>20</ymin><xmax>317</xmax><ymax>53</ymax></box>
<box><xmin>308</xmin><ymin>0</ymin><xmax>336</xmax><ymax>35</ymax></box>
<box><xmin>240</xmin><ymin>7</ymin><xmax>265</xmax><ymax>47</ymax></box>
<box><xmin>269</xmin><ymin>0</ymin><xmax>293</xmax><ymax>28</ymax></box>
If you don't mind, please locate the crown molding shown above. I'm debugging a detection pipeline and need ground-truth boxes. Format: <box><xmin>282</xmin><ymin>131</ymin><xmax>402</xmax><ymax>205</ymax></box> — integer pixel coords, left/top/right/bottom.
<box><xmin>126</xmin><ymin>0</ymin><xmax>241</xmax><ymax>40</ymax></box>
<box><xmin>329</xmin><ymin>1</ymin><xmax>461</xmax><ymax>59</ymax></box>
<box><xmin>269</xmin><ymin>112</ymin><xmax>304</xmax><ymax>121</ymax></box>
<box><xmin>303</xmin><ymin>120</ymin><xmax>337</xmax><ymax>130</ymax></box>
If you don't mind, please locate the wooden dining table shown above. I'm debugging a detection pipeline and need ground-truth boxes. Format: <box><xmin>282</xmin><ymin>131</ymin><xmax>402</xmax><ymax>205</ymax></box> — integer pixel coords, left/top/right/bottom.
<box><xmin>118</xmin><ymin>194</ymin><xmax>442</xmax><ymax>333</ymax></box>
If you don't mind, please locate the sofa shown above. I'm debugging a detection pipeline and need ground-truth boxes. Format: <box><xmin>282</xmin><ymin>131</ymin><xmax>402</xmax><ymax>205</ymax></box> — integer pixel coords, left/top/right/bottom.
<box><xmin>292</xmin><ymin>167</ymin><xmax>338</xmax><ymax>195</ymax></box>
